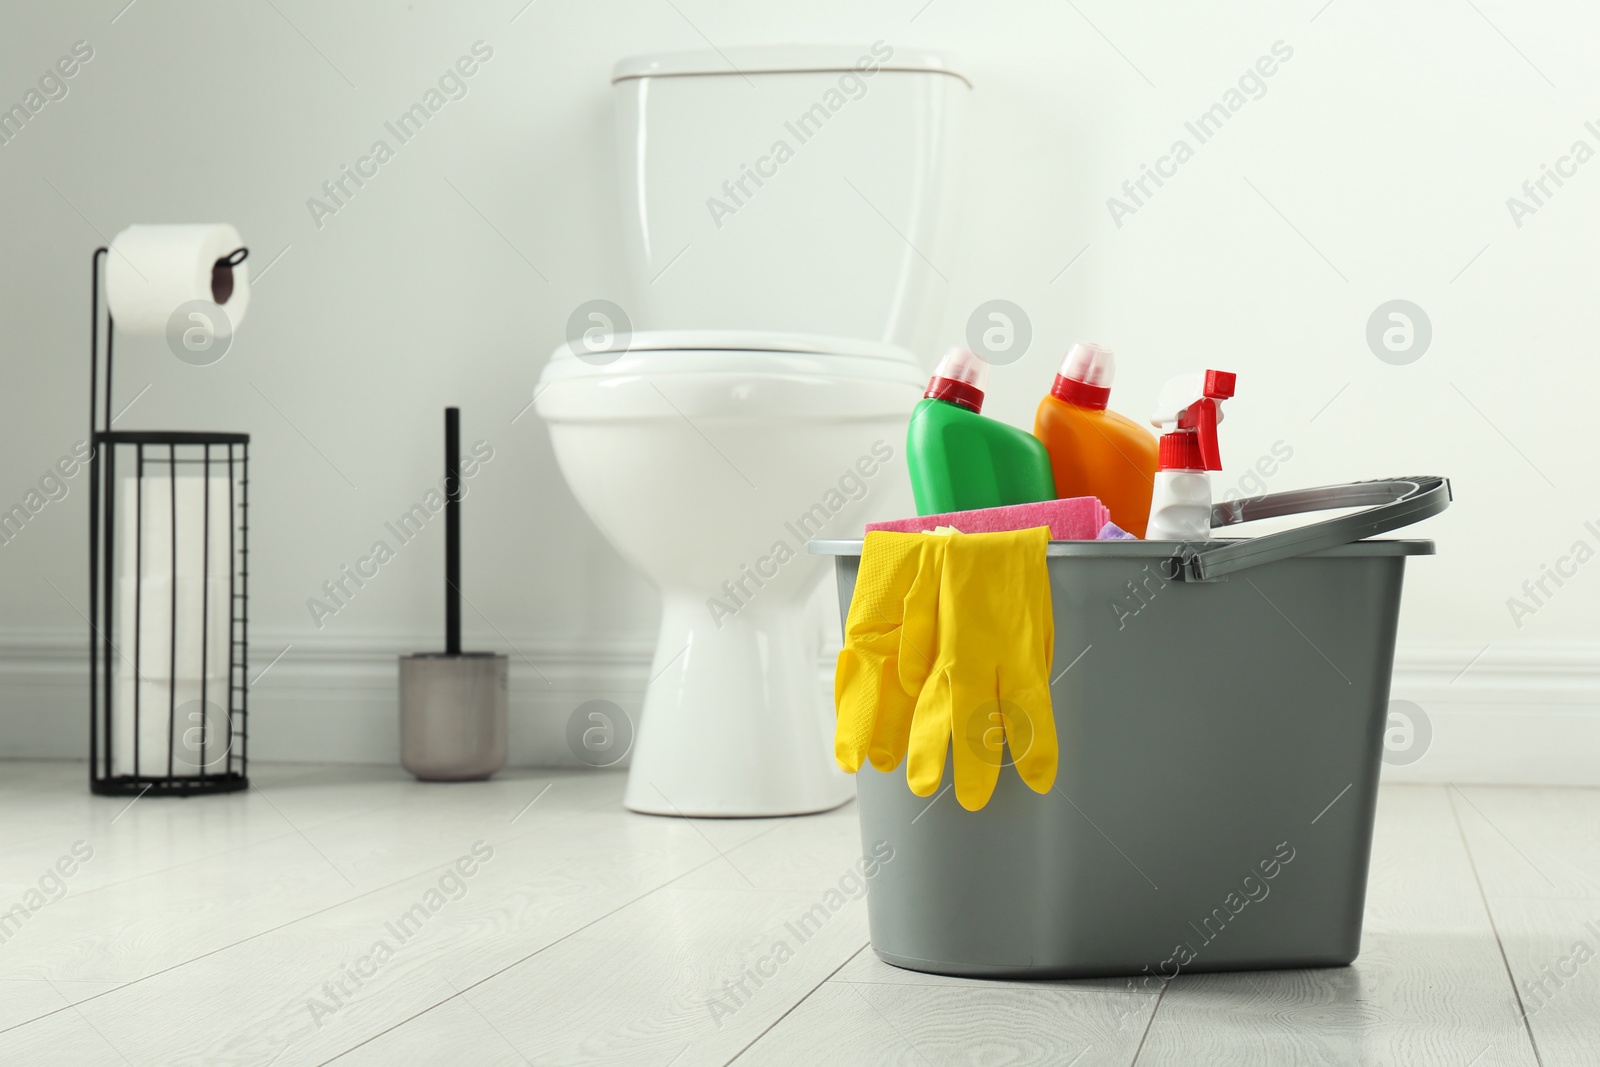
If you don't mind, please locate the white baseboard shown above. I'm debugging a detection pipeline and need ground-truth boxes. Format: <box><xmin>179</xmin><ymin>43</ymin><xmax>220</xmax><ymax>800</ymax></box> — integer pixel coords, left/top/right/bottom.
<box><xmin>2</xmin><ymin>632</ymin><xmax>1595</xmax><ymax>785</ymax></box>
<box><xmin>0</xmin><ymin>629</ymin><xmax>658</xmax><ymax>771</ymax></box>
<box><xmin>1383</xmin><ymin>643</ymin><xmax>1600</xmax><ymax>786</ymax></box>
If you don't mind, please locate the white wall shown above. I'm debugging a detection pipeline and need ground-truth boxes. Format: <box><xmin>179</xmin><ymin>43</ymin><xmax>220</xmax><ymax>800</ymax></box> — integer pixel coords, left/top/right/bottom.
<box><xmin>2</xmin><ymin>0</ymin><xmax>1596</xmax><ymax>781</ymax></box>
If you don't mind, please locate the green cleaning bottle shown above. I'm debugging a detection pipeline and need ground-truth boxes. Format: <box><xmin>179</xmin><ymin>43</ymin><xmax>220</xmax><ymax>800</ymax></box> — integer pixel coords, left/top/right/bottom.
<box><xmin>906</xmin><ymin>347</ymin><xmax>1057</xmax><ymax>516</ymax></box>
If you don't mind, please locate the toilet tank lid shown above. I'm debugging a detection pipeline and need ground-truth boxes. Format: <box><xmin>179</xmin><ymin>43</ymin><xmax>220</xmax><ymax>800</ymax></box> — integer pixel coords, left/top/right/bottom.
<box><xmin>612</xmin><ymin>46</ymin><xmax>969</xmax><ymax>87</ymax></box>
<box><xmin>555</xmin><ymin>329</ymin><xmax>921</xmax><ymax>365</ymax></box>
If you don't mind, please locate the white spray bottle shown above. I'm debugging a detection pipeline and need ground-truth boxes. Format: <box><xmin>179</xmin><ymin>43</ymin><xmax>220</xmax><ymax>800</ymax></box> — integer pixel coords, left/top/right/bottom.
<box><xmin>1145</xmin><ymin>370</ymin><xmax>1237</xmax><ymax>541</ymax></box>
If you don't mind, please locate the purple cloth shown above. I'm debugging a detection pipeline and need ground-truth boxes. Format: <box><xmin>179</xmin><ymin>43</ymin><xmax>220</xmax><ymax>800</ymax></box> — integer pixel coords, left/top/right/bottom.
<box><xmin>1096</xmin><ymin>521</ymin><xmax>1136</xmax><ymax>540</ymax></box>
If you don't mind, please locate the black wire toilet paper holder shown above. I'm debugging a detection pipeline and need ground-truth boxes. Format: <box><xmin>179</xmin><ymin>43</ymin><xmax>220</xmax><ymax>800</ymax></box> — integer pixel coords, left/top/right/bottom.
<box><xmin>86</xmin><ymin>245</ymin><xmax>252</xmax><ymax>796</ymax></box>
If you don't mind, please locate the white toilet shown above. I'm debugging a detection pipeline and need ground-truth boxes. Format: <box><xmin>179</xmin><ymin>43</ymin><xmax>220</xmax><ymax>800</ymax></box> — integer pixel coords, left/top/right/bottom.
<box><xmin>536</xmin><ymin>45</ymin><xmax>970</xmax><ymax>816</ymax></box>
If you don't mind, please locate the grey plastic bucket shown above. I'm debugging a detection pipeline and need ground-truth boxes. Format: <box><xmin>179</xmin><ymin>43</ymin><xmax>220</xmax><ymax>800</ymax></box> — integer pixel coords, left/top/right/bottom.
<box><xmin>812</xmin><ymin>477</ymin><xmax>1449</xmax><ymax>979</ymax></box>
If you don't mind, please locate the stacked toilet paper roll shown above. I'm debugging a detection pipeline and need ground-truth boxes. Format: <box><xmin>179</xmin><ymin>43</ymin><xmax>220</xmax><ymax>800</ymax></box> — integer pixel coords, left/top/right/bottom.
<box><xmin>106</xmin><ymin>224</ymin><xmax>250</xmax><ymax>336</ymax></box>
<box><xmin>112</xmin><ymin>469</ymin><xmax>235</xmax><ymax>777</ymax></box>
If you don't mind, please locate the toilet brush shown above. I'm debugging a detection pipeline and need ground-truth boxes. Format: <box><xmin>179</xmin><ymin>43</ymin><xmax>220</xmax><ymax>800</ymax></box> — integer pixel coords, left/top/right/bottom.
<box><xmin>398</xmin><ymin>407</ymin><xmax>508</xmax><ymax>781</ymax></box>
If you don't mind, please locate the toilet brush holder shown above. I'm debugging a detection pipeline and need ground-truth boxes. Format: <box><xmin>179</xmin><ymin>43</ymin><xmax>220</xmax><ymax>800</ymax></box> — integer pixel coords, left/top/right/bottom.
<box><xmin>398</xmin><ymin>652</ymin><xmax>507</xmax><ymax>780</ymax></box>
<box><xmin>397</xmin><ymin>406</ymin><xmax>507</xmax><ymax>781</ymax></box>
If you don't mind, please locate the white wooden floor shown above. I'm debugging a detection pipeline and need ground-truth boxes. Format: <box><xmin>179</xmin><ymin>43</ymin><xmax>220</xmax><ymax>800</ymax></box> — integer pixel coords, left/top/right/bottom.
<box><xmin>0</xmin><ymin>763</ymin><xmax>1594</xmax><ymax>1066</ymax></box>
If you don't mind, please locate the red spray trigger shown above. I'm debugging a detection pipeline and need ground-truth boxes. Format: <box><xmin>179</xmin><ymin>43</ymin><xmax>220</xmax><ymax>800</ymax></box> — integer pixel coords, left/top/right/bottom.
<box><xmin>1195</xmin><ymin>372</ymin><xmax>1234</xmax><ymax>470</ymax></box>
<box><xmin>1184</xmin><ymin>398</ymin><xmax>1222</xmax><ymax>470</ymax></box>
<box><xmin>1168</xmin><ymin>371</ymin><xmax>1235</xmax><ymax>472</ymax></box>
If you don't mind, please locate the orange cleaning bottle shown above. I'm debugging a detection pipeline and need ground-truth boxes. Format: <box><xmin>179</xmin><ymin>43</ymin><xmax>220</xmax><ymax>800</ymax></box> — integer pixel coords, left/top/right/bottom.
<box><xmin>1033</xmin><ymin>342</ymin><xmax>1160</xmax><ymax>538</ymax></box>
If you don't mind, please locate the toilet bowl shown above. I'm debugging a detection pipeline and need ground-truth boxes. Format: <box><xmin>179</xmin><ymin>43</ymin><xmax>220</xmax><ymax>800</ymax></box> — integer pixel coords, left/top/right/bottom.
<box><xmin>536</xmin><ymin>330</ymin><xmax>925</xmax><ymax>815</ymax></box>
<box><xmin>537</xmin><ymin>46</ymin><xmax>967</xmax><ymax>816</ymax></box>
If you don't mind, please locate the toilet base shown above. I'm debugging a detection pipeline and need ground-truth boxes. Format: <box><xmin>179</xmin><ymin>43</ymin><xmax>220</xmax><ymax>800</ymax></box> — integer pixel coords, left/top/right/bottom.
<box><xmin>623</xmin><ymin>593</ymin><xmax>855</xmax><ymax>818</ymax></box>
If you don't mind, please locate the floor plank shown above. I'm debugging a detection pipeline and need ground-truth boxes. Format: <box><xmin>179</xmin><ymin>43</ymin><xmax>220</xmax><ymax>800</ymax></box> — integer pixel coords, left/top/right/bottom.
<box><xmin>0</xmin><ymin>766</ymin><xmax>779</xmax><ymax>1064</ymax></box>
<box><xmin>330</xmin><ymin>995</ymin><xmax>533</xmax><ymax>1067</ymax></box>
<box><xmin>1478</xmin><ymin>896</ymin><xmax>1600</xmax><ymax>1067</ymax></box>
<box><xmin>1453</xmin><ymin>785</ymin><xmax>1600</xmax><ymax>1067</ymax></box>
<box><xmin>1132</xmin><ymin>786</ymin><xmax>1540</xmax><ymax>1066</ymax></box>
<box><xmin>831</xmin><ymin>945</ymin><xmax>1132</xmax><ymax>994</ymax></box>
<box><xmin>1</xmin><ymin>766</ymin><xmax>1593</xmax><ymax>1065</ymax></box>
<box><xmin>0</xmin><ymin>980</ymin><xmax>124</xmax><ymax>1034</ymax></box>
<box><xmin>0</xmin><ymin>1003</ymin><xmax>127</xmax><ymax>1067</ymax></box>
<box><xmin>0</xmin><ymin>768</ymin><xmax>625</xmax><ymax>985</ymax></box>
<box><xmin>351</xmin><ymin>808</ymin><xmax>875</xmax><ymax>1066</ymax></box>
<box><xmin>1450</xmin><ymin>784</ymin><xmax>1600</xmax><ymax>899</ymax></box>
<box><xmin>734</xmin><ymin>977</ymin><xmax>1153</xmax><ymax>1066</ymax></box>
<box><xmin>4</xmin><ymin>814</ymin><xmax>775</xmax><ymax>1064</ymax></box>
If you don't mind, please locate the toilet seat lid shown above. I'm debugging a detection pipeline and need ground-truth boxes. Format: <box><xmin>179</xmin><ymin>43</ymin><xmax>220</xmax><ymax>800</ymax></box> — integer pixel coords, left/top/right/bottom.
<box><xmin>613</xmin><ymin>46</ymin><xmax>969</xmax><ymax>86</ymax></box>
<box><xmin>554</xmin><ymin>329</ymin><xmax>920</xmax><ymax>365</ymax></box>
<box><xmin>537</xmin><ymin>329</ymin><xmax>927</xmax><ymax>419</ymax></box>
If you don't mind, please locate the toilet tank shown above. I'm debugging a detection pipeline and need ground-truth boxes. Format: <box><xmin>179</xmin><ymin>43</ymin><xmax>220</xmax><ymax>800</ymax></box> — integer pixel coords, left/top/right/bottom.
<box><xmin>612</xmin><ymin>45</ymin><xmax>969</xmax><ymax>354</ymax></box>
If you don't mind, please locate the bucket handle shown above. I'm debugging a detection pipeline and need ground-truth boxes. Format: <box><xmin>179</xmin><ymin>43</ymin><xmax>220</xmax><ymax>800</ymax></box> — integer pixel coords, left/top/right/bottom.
<box><xmin>1167</xmin><ymin>475</ymin><xmax>1452</xmax><ymax>581</ymax></box>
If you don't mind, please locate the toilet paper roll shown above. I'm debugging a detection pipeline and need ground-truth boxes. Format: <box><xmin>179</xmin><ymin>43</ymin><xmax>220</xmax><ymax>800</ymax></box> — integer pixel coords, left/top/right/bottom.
<box><xmin>112</xmin><ymin>676</ymin><xmax>233</xmax><ymax>777</ymax></box>
<box><xmin>115</xmin><ymin>471</ymin><xmax>233</xmax><ymax>582</ymax></box>
<box><xmin>106</xmin><ymin>224</ymin><xmax>250</xmax><ymax>336</ymax></box>
<box><xmin>117</xmin><ymin>576</ymin><xmax>233</xmax><ymax>681</ymax></box>
<box><xmin>112</xmin><ymin>471</ymin><xmax>235</xmax><ymax>778</ymax></box>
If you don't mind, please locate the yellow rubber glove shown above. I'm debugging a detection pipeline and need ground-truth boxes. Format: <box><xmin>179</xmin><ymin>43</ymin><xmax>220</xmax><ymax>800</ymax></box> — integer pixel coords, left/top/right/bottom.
<box><xmin>906</xmin><ymin>527</ymin><xmax>1057</xmax><ymax>810</ymax></box>
<box><xmin>834</xmin><ymin>532</ymin><xmax>946</xmax><ymax>774</ymax></box>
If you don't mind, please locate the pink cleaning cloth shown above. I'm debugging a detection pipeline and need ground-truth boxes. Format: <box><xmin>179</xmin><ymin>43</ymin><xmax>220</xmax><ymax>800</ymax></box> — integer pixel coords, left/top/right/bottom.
<box><xmin>866</xmin><ymin>497</ymin><xmax>1110</xmax><ymax>541</ymax></box>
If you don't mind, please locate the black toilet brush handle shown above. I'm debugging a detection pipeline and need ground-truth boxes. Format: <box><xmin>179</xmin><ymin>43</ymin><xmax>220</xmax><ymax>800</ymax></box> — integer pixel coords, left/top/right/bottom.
<box><xmin>445</xmin><ymin>406</ymin><xmax>461</xmax><ymax>656</ymax></box>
